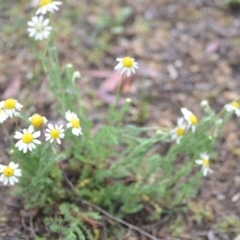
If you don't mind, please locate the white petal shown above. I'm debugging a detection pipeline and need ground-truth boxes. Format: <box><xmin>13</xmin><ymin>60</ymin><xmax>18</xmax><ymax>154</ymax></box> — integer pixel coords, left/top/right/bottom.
<box><xmin>9</xmin><ymin>162</ymin><xmax>18</xmax><ymax>169</ymax></box>
<box><xmin>236</xmin><ymin>110</ymin><xmax>240</xmax><ymax>117</ymax></box>
<box><xmin>3</xmin><ymin>177</ymin><xmax>8</xmax><ymax>185</ymax></box>
<box><xmin>177</xmin><ymin>117</ymin><xmax>184</xmax><ymax>126</ymax></box>
<box><xmin>195</xmin><ymin>160</ymin><xmax>203</xmax><ymax>165</ymax></box>
<box><xmin>126</xmin><ymin>70</ymin><xmax>131</xmax><ymax>77</ymax></box>
<box><xmin>27</xmin><ymin>21</ymin><xmax>35</xmax><ymax>27</ymax></box>
<box><xmin>18</xmin><ymin>142</ymin><xmax>25</xmax><ymax>151</ymax></box>
<box><xmin>28</xmin><ymin>144</ymin><xmax>33</xmax><ymax>151</ymax></box>
<box><xmin>200</xmin><ymin>153</ymin><xmax>209</xmax><ymax>160</ymax></box>
<box><xmin>23</xmin><ymin>145</ymin><xmax>28</xmax><ymax>153</ymax></box>
<box><xmin>14</xmin><ymin>170</ymin><xmax>22</xmax><ymax>177</ymax></box>
<box><xmin>29</xmin><ymin>30</ymin><xmax>36</xmax><ymax>37</ymax></box>
<box><xmin>72</xmin><ymin>128</ymin><xmax>79</xmax><ymax>136</ymax></box>
<box><xmin>0</xmin><ymin>175</ymin><xmax>4</xmax><ymax>182</ymax></box>
<box><xmin>31</xmin><ymin>143</ymin><xmax>36</xmax><ymax>149</ymax></box>
<box><xmin>176</xmin><ymin>137</ymin><xmax>181</xmax><ymax>144</ymax></box>
<box><xmin>65</xmin><ymin>111</ymin><xmax>72</xmax><ymax>121</ymax></box>
<box><xmin>32</xmin><ymin>16</ymin><xmax>39</xmax><ymax>24</ymax></box>
<box><xmin>16</xmin><ymin>102</ymin><xmax>23</xmax><ymax>109</ymax></box>
<box><xmin>43</xmin><ymin>18</ymin><xmax>50</xmax><ymax>26</ymax></box>
<box><xmin>11</xmin><ymin>176</ymin><xmax>19</xmax><ymax>183</ymax></box>
<box><xmin>14</xmin><ymin>132</ymin><xmax>23</xmax><ymax>139</ymax></box>
<box><xmin>48</xmin><ymin>123</ymin><xmax>54</xmax><ymax>130</ymax></box>
<box><xmin>191</xmin><ymin>125</ymin><xmax>195</xmax><ymax>133</ymax></box>
<box><xmin>181</xmin><ymin>108</ymin><xmax>191</xmax><ymax>119</ymax></box>
<box><xmin>15</xmin><ymin>140</ymin><xmax>23</xmax><ymax>148</ymax></box>
<box><xmin>9</xmin><ymin>177</ymin><xmax>15</xmax><ymax>185</ymax></box>
<box><xmin>33</xmin><ymin>139</ymin><xmax>41</xmax><ymax>145</ymax></box>
<box><xmin>46</xmin><ymin>135</ymin><xmax>51</xmax><ymax>141</ymax></box>
<box><xmin>28</xmin><ymin>125</ymin><xmax>34</xmax><ymax>133</ymax></box>
<box><xmin>17</xmin><ymin>142</ymin><xmax>24</xmax><ymax>150</ymax></box>
<box><xmin>203</xmin><ymin>168</ymin><xmax>208</xmax><ymax>176</ymax></box>
<box><xmin>58</xmin><ymin>125</ymin><xmax>64</xmax><ymax>130</ymax></box>
<box><xmin>72</xmin><ymin>113</ymin><xmax>78</xmax><ymax>119</ymax></box>
<box><xmin>33</xmin><ymin>131</ymin><xmax>41</xmax><ymax>138</ymax></box>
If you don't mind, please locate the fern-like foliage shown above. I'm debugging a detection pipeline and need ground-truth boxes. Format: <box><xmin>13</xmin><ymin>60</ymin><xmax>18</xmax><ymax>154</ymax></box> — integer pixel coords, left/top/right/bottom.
<box><xmin>44</xmin><ymin>203</ymin><xmax>101</xmax><ymax>240</ymax></box>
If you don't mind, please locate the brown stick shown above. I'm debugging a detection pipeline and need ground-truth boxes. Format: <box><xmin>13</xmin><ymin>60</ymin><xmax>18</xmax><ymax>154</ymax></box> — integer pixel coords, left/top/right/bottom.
<box><xmin>59</xmin><ymin>162</ymin><xmax>162</xmax><ymax>240</ymax></box>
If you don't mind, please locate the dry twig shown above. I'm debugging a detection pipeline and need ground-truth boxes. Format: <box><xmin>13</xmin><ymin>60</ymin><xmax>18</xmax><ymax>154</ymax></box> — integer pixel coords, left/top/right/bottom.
<box><xmin>59</xmin><ymin>162</ymin><xmax>162</xmax><ymax>240</ymax></box>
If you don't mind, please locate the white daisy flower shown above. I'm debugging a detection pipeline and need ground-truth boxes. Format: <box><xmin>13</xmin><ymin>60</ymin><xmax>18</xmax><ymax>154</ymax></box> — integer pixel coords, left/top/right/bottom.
<box><xmin>45</xmin><ymin>123</ymin><xmax>65</xmax><ymax>144</ymax></box>
<box><xmin>14</xmin><ymin>126</ymin><xmax>41</xmax><ymax>153</ymax></box>
<box><xmin>0</xmin><ymin>162</ymin><xmax>22</xmax><ymax>185</ymax></box>
<box><xmin>0</xmin><ymin>98</ymin><xmax>23</xmax><ymax>118</ymax></box>
<box><xmin>114</xmin><ymin>57</ymin><xmax>138</xmax><ymax>77</ymax></box>
<box><xmin>195</xmin><ymin>153</ymin><xmax>213</xmax><ymax>177</ymax></box>
<box><xmin>181</xmin><ymin>108</ymin><xmax>198</xmax><ymax>133</ymax></box>
<box><xmin>171</xmin><ymin>117</ymin><xmax>187</xmax><ymax>144</ymax></box>
<box><xmin>224</xmin><ymin>101</ymin><xmax>240</xmax><ymax>117</ymax></box>
<box><xmin>65</xmin><ymin>110</ymin><xmax>82</xmax><ymax>136</ymax></box>
<box><xmin>29</xmin><ymin>114</ymin><xmax>47</xmax><ymax>128</ymax></box>
<box><xmin>36</xmin><ymin>0</ymin><xmax>62</xmax><ymax>15</ymax></box>
<box><xmin>27</xmin><ymin>15</ymin><xmax>52</xmax><ymax>41</ymax></box>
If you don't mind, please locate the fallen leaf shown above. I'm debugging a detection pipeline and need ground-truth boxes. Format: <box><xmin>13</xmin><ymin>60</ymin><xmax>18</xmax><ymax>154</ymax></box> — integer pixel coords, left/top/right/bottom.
<box><xmin>2</xmin><ymin>75</ymin><xmax>21</xmax><ymax>99</ymax></box>
<box><xmin>205</xmin><ymin>41</ymin><xmax>220</xmax><ymax>54</ymax></box>
<box><xmin>89</xmin><ymin>70</ymin><xmax>135</xmax><ymax>104</ymax></box>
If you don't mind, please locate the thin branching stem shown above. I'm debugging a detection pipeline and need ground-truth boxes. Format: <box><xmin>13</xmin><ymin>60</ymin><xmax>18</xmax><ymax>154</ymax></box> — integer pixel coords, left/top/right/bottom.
<box><xmin>59</xmin><ymin>161</ymin><xmax>163</xmax><ymax>240</ymax></box>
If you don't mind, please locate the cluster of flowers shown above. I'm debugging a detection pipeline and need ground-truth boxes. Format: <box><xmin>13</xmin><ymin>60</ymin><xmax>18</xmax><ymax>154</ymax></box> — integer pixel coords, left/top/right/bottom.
<box><xmin>113</xmin><ymin>57</ymin><xmax>215</xmax><ymax>177</ymax></box>
<box><xmin>27</xmin><ymin>0</ymin><xmax>62</xmax><ymax>40</ymax></box>
<box><xmin>114</xmin><ymin>56</ymin><xmax>240</xmax><ymax>178</ymax></box>
<box><xmin>0</xmin><ymin>98</ymin><xmax>82</xmax><ymax>185</ymax></box>
<box><xmin>169</xmin><ymin>108</ymin><xmax>213</xmax><ymax>176</ymax></box>
<box><xmin>169</xmin><ymin>100</ymin><xmax>240</xmax><ymax>177</ymax></box>
<box><xmin>21</xmin><ymin>0</ymin><xmax>240</xmax><ymax>182</ymax></box>
<box><xmin>26</xmin><ymin>0</ymin><xmax>139</xmax><ymax>79</ymax></box>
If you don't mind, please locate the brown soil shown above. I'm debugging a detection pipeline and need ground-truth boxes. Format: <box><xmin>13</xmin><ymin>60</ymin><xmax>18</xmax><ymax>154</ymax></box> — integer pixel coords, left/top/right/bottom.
<box><xmin>1</xmin><ymin>0</ymin><xmax>240</xmax><ymax>239</ymax></box>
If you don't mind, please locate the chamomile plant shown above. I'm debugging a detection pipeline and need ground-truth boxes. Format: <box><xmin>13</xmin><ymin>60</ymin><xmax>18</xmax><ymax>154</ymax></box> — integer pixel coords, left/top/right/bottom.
<box><xmin>1</xmin><ymin>2</ymin><xmax>239</xmax><ymax>239</ymax></box>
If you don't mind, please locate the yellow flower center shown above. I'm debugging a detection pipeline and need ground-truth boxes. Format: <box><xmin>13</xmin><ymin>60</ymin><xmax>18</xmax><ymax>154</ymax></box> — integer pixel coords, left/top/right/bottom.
<box><xmin>4</xmin><ymin>99</ymin><xmax>16</xmax><ymax>110</ymax></box>
<box><xmin>176</xmin><ymin>127</ymin><xmax>185</xmax><ymax>136</ymax></box>
<box><xmin>71</xmin><ymin>118</ymin><xmax>80</xmax><ymax>128</ymax></box>
<box><xmin>122</xmin><ymin>57</ymin><xmax>134</xmax><ymax>68</ymax></box>
<box><xmin>3</xmin><ymin>167</ymin><xmax>14</xmax><ymax>177</ymax></box>
<box><xmin>231</xmin><ymin>101</ymin><xmax>240</xmax><ymax>109</ymax></box>
<box><xmin>22</xmin><ymin>133</ymin><xmax>33</xmax><ymax>144</ymax></box>
<box><xmin>203</xmin><ymin>159</ymin><xmax>209</xmax><ymax>168</ymax></box>
<box><xmin>189</xmin><ymin>114</ymin><xmax>198</xmax><ymax>125</ymax></box>
<box><xmin>40</xmin><ymin>0</ymin><xmax>52</xmax><ymax>7</ymax></box>
<box><xmin>31</xmin><ymin>114</ymin><xmax>44</xmax><ymax>128</ymax></box>
<box><xmin>50</xmin><ymin>129</ymin><xmax>60</xmax><ymax>139</ymax></box>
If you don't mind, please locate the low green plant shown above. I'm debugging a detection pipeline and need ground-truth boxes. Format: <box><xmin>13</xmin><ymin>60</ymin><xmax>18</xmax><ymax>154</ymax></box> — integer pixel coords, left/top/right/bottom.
<box><xmin>0</xmin><ymin>2</ymin><xmax>239</xmax><ymax>239</ymax></box>
<box><xmin>44</xmin><ymin>203</ymin><xmax>101</xmax><ymax>240</ymax></box>
<box><xmin>214</xmin><ymin>216</ymin><xmax>240</xmax><ymax>235</ymax></box>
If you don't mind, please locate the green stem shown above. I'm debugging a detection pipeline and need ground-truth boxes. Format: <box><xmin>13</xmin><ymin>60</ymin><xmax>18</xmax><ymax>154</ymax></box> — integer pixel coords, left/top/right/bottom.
<box><xmin>2</xmin><ymin>123</ymin><xmax>13</xmax><ymax>146</ymax></box>
<box><xmin>114</xmin><ymin>74</ymin><xmax>124</xmax><ymax>108</ymax></box>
